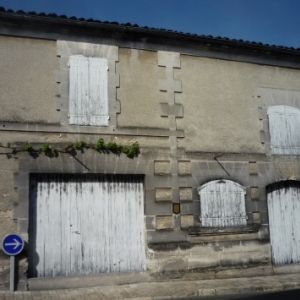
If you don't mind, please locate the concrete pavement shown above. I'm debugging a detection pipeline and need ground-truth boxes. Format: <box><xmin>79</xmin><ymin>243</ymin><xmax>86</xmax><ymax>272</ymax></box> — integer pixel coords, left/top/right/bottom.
<box><xmin>1</xmin><ymin>272</ymin><xmax>300</xmax><ymax>299</ymax></box>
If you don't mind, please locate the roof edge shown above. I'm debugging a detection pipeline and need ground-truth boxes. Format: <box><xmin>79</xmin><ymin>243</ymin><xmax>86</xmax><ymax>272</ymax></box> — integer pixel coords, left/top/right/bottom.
<box><xmin>1</xmin><ymin>6</ymin><xmax>300</xmax><ymax>62</ymax></box>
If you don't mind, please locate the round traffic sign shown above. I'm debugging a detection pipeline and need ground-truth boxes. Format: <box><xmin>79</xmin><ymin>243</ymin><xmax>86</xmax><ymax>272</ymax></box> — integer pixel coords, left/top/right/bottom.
<box><xmin>2</xmin><ymin>233</ymin><xmax>24</xmax><ymax>256</ymax></box>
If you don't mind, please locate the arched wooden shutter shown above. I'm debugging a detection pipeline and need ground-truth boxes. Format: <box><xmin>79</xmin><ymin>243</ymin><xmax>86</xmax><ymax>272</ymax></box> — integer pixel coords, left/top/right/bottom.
<box><xmin>69</xmin><ymin>56</ymin><xmax>108</xmax><ymax>126</ymax></box>
<box><xmin>198</xmin><ymin>180</ymin><xmax>247</xmax><ymax>227</ymax></box>
<box><xmin>268</xmin><ymin>106</ymin><xmax>300</xmax><ymax>155</ymax></box>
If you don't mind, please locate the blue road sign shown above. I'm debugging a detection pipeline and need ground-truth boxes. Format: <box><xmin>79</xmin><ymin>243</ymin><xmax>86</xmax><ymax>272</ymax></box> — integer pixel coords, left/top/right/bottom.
<box><xmin>2</xmin><ymin>234</ymin><xmax>24</xmax><ymax>256</ymax></box>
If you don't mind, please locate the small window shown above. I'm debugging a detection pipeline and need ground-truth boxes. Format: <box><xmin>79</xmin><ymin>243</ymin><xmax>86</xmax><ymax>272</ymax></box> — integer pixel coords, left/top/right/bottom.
<box><xmin>268</xmin><ymin>105</ymin><xmax>300</xmax><ymax>155</ymax></box>
<box><xmin>198</xmin><ymin>180</ymin><xmax>247</xmax><ymax>227</ymax></box>
<box><xmin>69</xmin><ymin>55</ymin><xmax>108</xmax><ymax>126</ymax></box>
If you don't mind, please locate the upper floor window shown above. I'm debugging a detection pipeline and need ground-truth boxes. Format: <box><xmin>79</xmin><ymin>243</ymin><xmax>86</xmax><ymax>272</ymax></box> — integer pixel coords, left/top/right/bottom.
<box><xmin>268</xmin><ymin>106</ymin><xmax>300</xmax><ymax>155</ymax></box>
<box><xmin>198</xmin><ymin>180</ymin><xmax>247</xmax><ymax>227</ymax></box>
<box><xmin>69</xmin><ymin>55</ymin><xmax>108</xmax><ymax>126</ymax></box>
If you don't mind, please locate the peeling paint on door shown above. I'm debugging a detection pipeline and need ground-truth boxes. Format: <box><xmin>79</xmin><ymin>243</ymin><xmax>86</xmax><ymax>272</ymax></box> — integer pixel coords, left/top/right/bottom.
<box><xmin>267</xmin><ymin>181</ymin><xmax>300</xmax><ymax>265</ymax></box>
<box><xmin>29</xmin><ymin>174</ymin><xmax>145</xmax><ymax>277</ymax></box>
<box><xmin>198</xmin><ymin>180</ymin><xmax>247</xmax><ymax>227</ymax></box>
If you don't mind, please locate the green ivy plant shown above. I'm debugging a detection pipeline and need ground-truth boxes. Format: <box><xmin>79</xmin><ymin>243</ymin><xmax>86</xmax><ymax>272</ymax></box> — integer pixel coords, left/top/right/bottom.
<box><xmin>0</xmin><ymin>139</ymin><xmax>139</xmax><ymax>159</ymax></box>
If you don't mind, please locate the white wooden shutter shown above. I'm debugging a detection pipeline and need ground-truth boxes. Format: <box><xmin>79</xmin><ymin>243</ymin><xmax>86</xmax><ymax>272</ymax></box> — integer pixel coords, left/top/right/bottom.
<box><xmin>198</xmin><ymin>180</ymin><xmax>247</xmax><ymax>227</ymax></box>
<box><xmin>268</xmin><ymin>106</ymin><xmax>300</xmax><ymax>155</ymax></box>
<box><xmin>69</xmin><ymin>56</ymin><xmax>108</xmax><ymax>126</ymax></box>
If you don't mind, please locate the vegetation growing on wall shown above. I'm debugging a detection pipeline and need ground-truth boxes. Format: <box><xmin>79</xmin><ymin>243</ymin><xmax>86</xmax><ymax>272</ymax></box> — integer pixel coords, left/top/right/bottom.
<box><xmin>0</xmin><ymin>138</ymin><xmax>140</xmax><ymax>159</ymax></box>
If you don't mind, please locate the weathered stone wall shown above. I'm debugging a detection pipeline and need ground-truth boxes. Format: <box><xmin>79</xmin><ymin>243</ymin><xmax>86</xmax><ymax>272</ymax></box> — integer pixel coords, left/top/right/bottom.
<box><xmin>146</xmin><ymin>239</ymin><xmax>271</xmax><ymax>280</ymax></box>
<box><xmin>176</xmin><ymin>55</ymin><xmax>300</xmax><ymax>153</ymax></box>
<box><xmin>0</xmin><ymin>145</ymin><xmax>295</xmax><ymax>288</ymax></box>
<box><xmin>117</xmin><ymin>48</ymin><xmax>168</xmax><ymax>129</ymax></box>
<box><xmin>1</xmin><ymin>34</ymin><xmax>300</xmax><ymax>289</ymax></box>
<box><xmin>0</xmin><ymin>151</ymin><xmax>21</xmax><ymax>290</ymax></box>
<box><xmin>0</xmin><ymin>36</ymin><xmax>59</xmax><ymax>123</ymax></box>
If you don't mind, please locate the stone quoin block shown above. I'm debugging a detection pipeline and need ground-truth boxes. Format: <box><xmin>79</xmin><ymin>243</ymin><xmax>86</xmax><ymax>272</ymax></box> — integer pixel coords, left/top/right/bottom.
<box><xmin>180</xmin><ymin>215</ymin><xmax>194</xmax><ymax>229</ymax></box>
<box><xmin>159</xmin><ymin>78</ymin><xmax>182</xmax><ymax>93</ymax></box>
<box><xmin>253</xmin><ymin>212</ymin><xmax>261</xmax><ymax>224</ymax></box>
<box><xmin>158</xmin><ymin>51</ymin><xmax>181</xmax><ymax>68</ymax></box>
<box><xmin>156</xmin><ymin>216</ymin><xmax>174</xmax><ymax>230</ymax></box>
<box><xmin>179</xmin><ymin>187</ymin><xmax>193</xmax><ymax>201</ymax></box>
<box><xmin>155</xmin><ymin>188</ymin><xmax>172</xmax><ymax>202</ymax></box>
<box><xmin>249</xmin><ymin>162</ymin><xmax>258</xmax><ymax>175</ymax></box>
<box><xmin>154</xmin><ymin>161</ymin><xmax>171</xmax><ymax>175</ymax></box>
<box><xmin>250</xmin><ymin>187</ymin><xmax>260</xmax><ymax>201</ymax></box>
<box><xmin>160</xmin><ymin>103</ymin><xmax>184</xmax><ymax>118</ymax></box>
<box><xmin>178</xmin><ymin>161</ymin><xmax>191</xmax><ymax>176</ymax></box>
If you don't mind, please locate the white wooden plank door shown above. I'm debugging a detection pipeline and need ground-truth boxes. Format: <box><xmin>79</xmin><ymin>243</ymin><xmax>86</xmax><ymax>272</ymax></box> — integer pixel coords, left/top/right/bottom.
<box><xmin>267</xmin><ymin>181</ymin><xmax>300</xmax><ymax>265</ymax></box>
<box><xmin>29</xmin><ymin>174</ymin><xmax>145</xmax><ymax>277</ymax></box>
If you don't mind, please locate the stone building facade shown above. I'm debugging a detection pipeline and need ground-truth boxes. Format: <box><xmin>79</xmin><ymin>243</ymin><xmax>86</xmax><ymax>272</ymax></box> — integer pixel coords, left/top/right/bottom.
<box><xmin>1</xmin><ymin>7</ymin><xmax>300</xmax><ymax>290</ymax></box>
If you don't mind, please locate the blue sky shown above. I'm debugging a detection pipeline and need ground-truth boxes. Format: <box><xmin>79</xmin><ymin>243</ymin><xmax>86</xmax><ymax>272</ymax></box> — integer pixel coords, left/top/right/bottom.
<box><xmin>0</xmin><ymin>0</ymin><xmax>300</xmax><ymax>48</ymax></box>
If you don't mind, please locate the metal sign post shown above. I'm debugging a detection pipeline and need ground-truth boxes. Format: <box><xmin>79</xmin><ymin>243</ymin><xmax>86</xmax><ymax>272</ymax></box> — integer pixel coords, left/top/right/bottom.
<box><xmin>2</xmin><ymin>234</ymin><xmax>24</xmax><ymax>292</ymax></box>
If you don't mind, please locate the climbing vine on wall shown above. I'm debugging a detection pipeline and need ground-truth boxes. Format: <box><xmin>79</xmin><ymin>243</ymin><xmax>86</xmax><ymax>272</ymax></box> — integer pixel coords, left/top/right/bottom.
<box><xmin>0</xmin><ymin>138</ymin><xmax>139</xmax><ymax>159</ymax></box>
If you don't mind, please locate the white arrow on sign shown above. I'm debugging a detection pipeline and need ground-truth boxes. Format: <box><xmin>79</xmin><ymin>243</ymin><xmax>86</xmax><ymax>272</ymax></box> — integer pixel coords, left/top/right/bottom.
<box><xmin>5</xmin><ymin>239</ymin><xmax>21</xmax><ymax>250</ymax></box>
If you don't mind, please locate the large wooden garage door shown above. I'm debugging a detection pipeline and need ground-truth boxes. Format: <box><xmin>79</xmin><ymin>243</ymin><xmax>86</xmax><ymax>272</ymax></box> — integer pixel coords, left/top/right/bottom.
<box><xmin>29</xmin><ymin>174</ymin><xmax>145</xmax><ymax>277</ymax></box>
<box><xmin>267</xmin><ymin>181</ymin><xmax>300</xmax><ymax>265</ymax></box>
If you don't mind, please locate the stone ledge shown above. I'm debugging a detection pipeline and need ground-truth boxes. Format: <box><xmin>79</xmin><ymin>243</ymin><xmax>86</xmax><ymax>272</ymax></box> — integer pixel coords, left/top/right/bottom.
<box><xmin>28</xmin><ymin>271</ymin><xmax>152</xmax><ymax>291</ymax></box>
<box><xmin>189</xmin><ymin>225</ymin><xmax>260</xmax><ymax>235</ymax></box>
<box><xmin>0</xmin><ymin>122</ymin><xmax>184</xmax><ymax>137</ymax></box>
<box><xmin>188</xmin><ymin>232</ymin><xmax>259</xmax><ymax>243</ymax></box>
<box><xmin>273</xmin><ymin>263</ymin><xmax>300</xmax><ymax>275</ymax></box>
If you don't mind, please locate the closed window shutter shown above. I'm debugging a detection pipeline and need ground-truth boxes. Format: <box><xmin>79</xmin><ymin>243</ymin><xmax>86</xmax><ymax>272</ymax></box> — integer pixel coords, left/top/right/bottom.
<box><xmin>198</xmin><ymin>180</ymin><xmax>247</xmax><ymax>227</ymax></box>
<box><xmin>268</xmin><ymin>106</ymin><xmax>300</xmax><ymax>155</ymax></box>
<box><xmin>69</xmin><ymin>56</ymin><xmax>108</xmax><ymax>126</ymax></box>
<box><xmin>89</xmin><ymin>58</ymin><xmax>108</xmax><ymax>126</ymax></box>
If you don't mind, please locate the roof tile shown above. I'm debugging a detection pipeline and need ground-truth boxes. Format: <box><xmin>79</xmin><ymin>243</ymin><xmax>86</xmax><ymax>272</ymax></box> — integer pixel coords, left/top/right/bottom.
<box><xmin>0</xmin><ymin>6</ymin><xmax>299</xmax><ymax>53</ymax></box>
